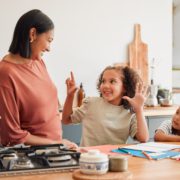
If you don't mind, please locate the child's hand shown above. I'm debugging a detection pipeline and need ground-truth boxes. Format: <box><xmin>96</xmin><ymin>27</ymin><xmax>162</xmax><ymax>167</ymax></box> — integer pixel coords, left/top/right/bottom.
<box><xmin>123</xmin><ymin>83</ymin><xmax>148</xmax><ymax>112</ymax></box>
<box><xmin>66</xmin><ymin>71</ymin><xmax>77</xmax><ymax>96</ymax></box>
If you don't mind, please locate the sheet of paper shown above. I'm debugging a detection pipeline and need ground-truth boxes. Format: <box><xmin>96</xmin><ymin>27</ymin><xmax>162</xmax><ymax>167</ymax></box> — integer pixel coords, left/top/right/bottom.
<box><xmin>122</xmin><ymin>142</ymin><xmax>180</xmax><ymax>152</ymax></box>
<box><xmin>171</xmin><ymin>154</ymin><xmax>180</xmax><ymax>159</ymax></box>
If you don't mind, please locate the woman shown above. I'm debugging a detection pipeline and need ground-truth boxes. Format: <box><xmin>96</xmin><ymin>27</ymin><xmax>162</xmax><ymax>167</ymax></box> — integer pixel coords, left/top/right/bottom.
<box><xmin>0</xmin><ymin>9</ymin><xmax>77</xmax><ymax>148</ymax></box>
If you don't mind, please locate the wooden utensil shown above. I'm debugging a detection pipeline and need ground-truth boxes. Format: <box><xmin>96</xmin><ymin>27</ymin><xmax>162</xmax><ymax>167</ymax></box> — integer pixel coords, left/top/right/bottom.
<box><xmin>128</xmin><ymin>24</ymin><xmax>149</xmax><ymax>85</ymax></box>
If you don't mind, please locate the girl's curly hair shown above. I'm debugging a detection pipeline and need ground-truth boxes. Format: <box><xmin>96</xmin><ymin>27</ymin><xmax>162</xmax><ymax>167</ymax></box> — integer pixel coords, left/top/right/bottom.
<box><xmin>97</xmin><ymin>65</ymin><xmax>143</xmax><ymax>110</ymax></box>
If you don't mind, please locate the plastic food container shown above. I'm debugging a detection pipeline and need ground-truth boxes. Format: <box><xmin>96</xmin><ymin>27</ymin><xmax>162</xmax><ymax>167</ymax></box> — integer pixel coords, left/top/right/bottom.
<box><xmin>79</xmin><ymin>149</ymin><xmax>109</xmax><ymax>175</ymax></box>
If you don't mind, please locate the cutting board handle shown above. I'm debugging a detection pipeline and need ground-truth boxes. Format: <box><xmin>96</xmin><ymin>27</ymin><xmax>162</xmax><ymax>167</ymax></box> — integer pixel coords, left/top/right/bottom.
<box><xmin>134</xmin><ymin>24</ymin><xmax>142</xmax><ymax>43</ymax></box>
<box><xmin>129</xmin><ymin>24</ymin><xmax>149</xmax><ymax>85</ymax></box>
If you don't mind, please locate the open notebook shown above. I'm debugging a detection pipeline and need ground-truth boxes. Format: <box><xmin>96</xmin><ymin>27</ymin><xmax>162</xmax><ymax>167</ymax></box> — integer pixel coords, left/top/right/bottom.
<box><xmin>120</xmin><ymin>142</ymin><xmax>180</xmax><ymax>152</ymax></box>
<box><xmin>112</xmin><ymin>142</ymin><xmax>180</xmax><ymax>160</ymax></box>
<box><xmin>112</xmin><ymin>148</ymin><xmax>180</xmax><ymax>160</ymax></box>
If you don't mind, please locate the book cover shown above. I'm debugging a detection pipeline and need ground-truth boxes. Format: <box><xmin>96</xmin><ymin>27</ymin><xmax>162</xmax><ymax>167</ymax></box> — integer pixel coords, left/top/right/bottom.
<box><xmin>112</xmin><ymin>148</ymin><xmax>180</xmax><ymax>160</ymax></box>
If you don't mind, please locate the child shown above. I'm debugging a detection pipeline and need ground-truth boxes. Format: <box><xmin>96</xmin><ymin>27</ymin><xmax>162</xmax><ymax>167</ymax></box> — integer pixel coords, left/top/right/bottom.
<box><xmin>154</xmin><ymin>106</ymin><xmax>180</xmax><ymax>142</ymax></box>
<box><xmin>62</xmin><ymin>65</ymin><xmax>149</xmax><ymax>146</ymax></box>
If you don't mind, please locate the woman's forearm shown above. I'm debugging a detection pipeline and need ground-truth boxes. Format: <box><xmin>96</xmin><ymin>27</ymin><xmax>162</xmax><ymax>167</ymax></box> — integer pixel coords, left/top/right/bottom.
<box><xmin>25</xmin><ymin>134</ymin><xmax>61</xmax><ymax>145</ymax></box>
<box><xmin>25</xmin><ymin>134</ymin><xmax>78</xmax><ymax>149</ymax></box>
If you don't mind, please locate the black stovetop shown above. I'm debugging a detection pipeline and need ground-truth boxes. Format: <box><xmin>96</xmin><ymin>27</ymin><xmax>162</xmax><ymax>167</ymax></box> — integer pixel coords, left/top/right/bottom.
<box><xmin>0</xmin><ymin>144</ymin><xmax>80</xmax><ymax>176</ymax></box>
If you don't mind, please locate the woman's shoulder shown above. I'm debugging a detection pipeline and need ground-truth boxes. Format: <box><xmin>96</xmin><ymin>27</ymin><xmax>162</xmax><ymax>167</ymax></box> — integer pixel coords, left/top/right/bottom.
<box><xmin>0</xmin><ymin>60</ymin><xmax>13</xmax><ymax>76</ymax></box>
<box><xmin>0</xmin><ymin>60</ymin><xmax>17</xmax><ymax>87</ymax></box>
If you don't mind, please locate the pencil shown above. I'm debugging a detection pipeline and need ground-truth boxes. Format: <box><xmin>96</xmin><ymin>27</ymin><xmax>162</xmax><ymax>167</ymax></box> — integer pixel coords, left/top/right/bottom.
<box><xmin>118</xmin><ymin>148</ymin><xmax>131</xmax><ymax>155</ymax></box>
<box><xmin>142</xmin><ymin>151</ymin><xmax>152</xmax><ymax>160</ymax></box>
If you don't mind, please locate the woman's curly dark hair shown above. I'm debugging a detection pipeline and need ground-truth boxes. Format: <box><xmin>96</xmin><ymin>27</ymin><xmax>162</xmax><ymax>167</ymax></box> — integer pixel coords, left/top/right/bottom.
<box><xmin>97</xmin><ymin>65</ymin><xmax>142</xmax><ymax>110</ymax></box>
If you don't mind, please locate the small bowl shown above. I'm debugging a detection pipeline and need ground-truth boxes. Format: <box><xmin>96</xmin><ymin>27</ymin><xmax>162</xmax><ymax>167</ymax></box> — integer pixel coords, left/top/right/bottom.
<box><xmin>79</xmin><ymin>149</ymin><xmax>109</xmax><ymax>175</ymax></box>
<box><xmin>160</xmin><ymin>99</ymin><xmax>172</xmax><ymax>107</ymax></box>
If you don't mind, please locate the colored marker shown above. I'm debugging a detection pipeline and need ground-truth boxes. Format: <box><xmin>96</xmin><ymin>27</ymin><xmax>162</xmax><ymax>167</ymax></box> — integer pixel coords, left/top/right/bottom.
<box><xmin>142</xmin><ymin>151</ymin><xmax>152</xmax><ymax>160</ymax></box>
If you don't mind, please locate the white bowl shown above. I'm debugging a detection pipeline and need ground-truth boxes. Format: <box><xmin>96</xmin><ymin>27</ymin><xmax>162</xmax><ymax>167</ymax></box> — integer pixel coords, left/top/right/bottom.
<box><xmin>79</xmin><ymin>149</ymin><xmax>109</xmax><ymax>175</ymax></box>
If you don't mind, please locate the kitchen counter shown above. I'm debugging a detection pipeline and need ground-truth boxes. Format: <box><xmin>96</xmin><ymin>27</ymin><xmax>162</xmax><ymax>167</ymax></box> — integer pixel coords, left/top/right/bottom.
<box><xmin>173</xmin><ymin>88</ymin><xmax>180</xmax><ymax>93</ymax></box>
<box><xmin>143</xmin><ymin>105</ymin><xmax>178</xmax><ymax>117</ymax></box>
<box><xmin>143</xmin><ymin>105</ymin><xmax>179</xmax><ymax>141</ymax></box>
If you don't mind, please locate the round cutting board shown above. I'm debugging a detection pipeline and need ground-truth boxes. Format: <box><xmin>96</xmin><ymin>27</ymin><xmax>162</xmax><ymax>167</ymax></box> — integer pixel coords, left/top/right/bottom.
<box><xmin>72</xmin><ymin>169</ymin><xmax>132</xmax><ymax>180</ymax></box>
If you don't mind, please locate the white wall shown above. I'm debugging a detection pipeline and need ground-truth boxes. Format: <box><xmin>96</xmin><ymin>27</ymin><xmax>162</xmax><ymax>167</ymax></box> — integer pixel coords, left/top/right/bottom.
<box><xmin>173</xmin><ymin>0</ymin><xmax>180</xmax><ymax>88</ymax></box>
<box><xmin>0</xmin><ymin>0</ymin><xmax>172</xmax><ymax>104</ymax></box>
<box><xmin>173</xmin><ymin>1</ymin><xmax>180</xmax><ymax>66</ymax></box>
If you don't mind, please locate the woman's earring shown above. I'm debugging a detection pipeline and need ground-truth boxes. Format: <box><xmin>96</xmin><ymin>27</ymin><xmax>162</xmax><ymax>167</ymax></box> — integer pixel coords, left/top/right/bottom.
<box><xmin>30</xmin><ymin>39</ymin><xmax>33</xmax><ymax>43</ymax></box>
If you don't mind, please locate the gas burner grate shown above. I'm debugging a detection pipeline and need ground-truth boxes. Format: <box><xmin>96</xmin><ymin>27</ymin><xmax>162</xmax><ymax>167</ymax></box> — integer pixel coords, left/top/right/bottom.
<box><xmin>0</xmin><ymin>144</ymin><xmax>80</xmax><ymax>176</ymax></box>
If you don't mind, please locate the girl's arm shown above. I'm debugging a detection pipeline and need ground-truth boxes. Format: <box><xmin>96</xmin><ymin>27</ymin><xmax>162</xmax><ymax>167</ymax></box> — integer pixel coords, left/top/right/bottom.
<box><xmin>62</xmin><ymin>93</ymin><xmax>74</xmax><ymax>124</ymax></box>
<box><xmin>62</xmin><ymin>72</ymin><xmax>77</xmax><ymax>124</ymax></box>
<box><xmin>134</xmin><ymin>108</ymin><xmax>149</xmax><ymax>142</ymax></box>
<box><xmin>154</xmin><ymin>130</ymin><xmax>180</xmax><ymax>142</ymax></box>
<box><xmin>123</xmin><ymin>83</ymin><xmax>149</xmax><ymax>142</ymax></box>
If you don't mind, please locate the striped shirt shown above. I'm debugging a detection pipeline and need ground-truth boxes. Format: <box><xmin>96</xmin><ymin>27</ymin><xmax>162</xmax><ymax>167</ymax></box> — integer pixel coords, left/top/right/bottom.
<box><xmin>156</xmin><ymin>120</ymin><xmax>172</xmax><ymax>134</ymax></box>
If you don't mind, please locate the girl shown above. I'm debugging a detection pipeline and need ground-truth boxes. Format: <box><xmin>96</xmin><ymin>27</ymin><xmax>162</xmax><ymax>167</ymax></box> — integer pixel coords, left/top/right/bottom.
<box><xmin>62</xmin><ymin>65</ymin><xmax>149</xmax><ymax>146</ymax></box>
<box><xmin>154</xmin><ymin>106</ymin><xmax>180</xmax><ymax>142</ymax></box>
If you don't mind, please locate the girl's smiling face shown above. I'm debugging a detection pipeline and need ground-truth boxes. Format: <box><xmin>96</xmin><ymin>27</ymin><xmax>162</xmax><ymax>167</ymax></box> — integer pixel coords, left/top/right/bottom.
<box><xmin>172</xmin><ymin>107</ymin><xmax>180</xmax><ymax>130</ymax></box>
<box><xmin>99</xmin><ymin>69</ymin><xmax>125</xmax><ymax>106</ymax></box>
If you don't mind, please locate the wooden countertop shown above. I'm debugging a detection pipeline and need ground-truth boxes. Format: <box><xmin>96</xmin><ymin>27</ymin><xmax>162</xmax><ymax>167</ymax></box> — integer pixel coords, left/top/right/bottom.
<box><xmin>173</xmin><ymin>88</ymin><xmax>180</xmax><ymax>93</ymax></box>
<box><xmin>1</xmin><ymin>143</ymin><xmax>180</xmax><ymax>180</ymax></box>
<box><xmin>143</xmin><ymin>105</ymin><xmax>178</xmax><ymax>117</ymax></box>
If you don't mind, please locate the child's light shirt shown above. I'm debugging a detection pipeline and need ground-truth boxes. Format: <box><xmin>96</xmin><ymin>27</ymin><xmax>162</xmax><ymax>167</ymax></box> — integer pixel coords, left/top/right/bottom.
<box><xmin>71</xmin><ymin>97</ymin><xmax>137</xmax><ymax>146</ymax></box>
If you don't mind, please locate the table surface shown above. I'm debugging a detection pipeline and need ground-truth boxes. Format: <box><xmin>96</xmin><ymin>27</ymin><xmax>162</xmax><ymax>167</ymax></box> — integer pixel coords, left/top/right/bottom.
<box><xmin>0</xmin><ymin>143</ymin><xmax>180</xmax><ymax>180</ymax></box>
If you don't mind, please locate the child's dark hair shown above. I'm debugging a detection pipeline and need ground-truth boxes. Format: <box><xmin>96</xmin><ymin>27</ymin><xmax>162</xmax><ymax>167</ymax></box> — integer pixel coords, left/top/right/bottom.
<box><xmin>172</xmin><ymin>127</ymin><xmax>180</xmax><ymax>136</ymax></box>
<box><xmin>97</xmin><ymin>65</ymin><xmax>142</xmax><ymax>110</ymax></box>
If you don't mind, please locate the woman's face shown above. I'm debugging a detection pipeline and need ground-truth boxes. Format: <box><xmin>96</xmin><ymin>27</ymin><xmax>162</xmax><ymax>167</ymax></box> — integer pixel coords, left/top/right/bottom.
<box><xmin>172</xmin><ymin>107</ymin><xmax>180</xmax><ymax>130</ymax></box>
<box><xmin>30</xmin><ymin>29</ymin><xmax>54</xmax><ymax>60</ymax></box>
<box><xmin>99</xmin><ymin>69</ymin><xmax>124</xmax><ymax>106</ymax></box>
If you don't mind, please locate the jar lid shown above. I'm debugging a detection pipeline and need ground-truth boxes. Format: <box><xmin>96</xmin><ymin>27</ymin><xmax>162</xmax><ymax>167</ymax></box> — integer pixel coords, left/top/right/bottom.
<box><xmin>109</xmin><ymin>155</ymin><xmax>128</xmax><ymax>160</ymax></box>
<box><xmin>80</xmin><ymin>149</ymin><xmax>108</xmax><ymax>162</ymax></box>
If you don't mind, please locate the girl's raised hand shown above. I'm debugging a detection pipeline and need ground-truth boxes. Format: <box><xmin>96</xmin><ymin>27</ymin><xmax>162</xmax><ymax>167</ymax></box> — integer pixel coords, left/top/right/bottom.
<box><xmin>65</xmin><ymin>71</ymin><xmax>77</xmax><ymax>96</ymax></box>
<box><xmin>122</xmin><ymin>83</ymin><xmax>149</xmax><ymax>112</ymax></box>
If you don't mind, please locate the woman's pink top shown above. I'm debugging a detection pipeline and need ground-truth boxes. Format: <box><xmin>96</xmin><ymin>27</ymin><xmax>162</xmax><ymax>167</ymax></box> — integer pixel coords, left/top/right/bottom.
<box><xmin>0</xmin><ymin>59</ymin><xmax>62</xmax><ymax>146</ymax></box>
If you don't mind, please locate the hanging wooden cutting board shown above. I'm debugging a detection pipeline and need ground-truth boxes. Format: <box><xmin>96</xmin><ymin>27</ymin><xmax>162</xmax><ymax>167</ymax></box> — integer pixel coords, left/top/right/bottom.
<box><xmin>128</xmin><ymin>24</ymin><xmax>149</xmax><ymax>85</ymax></box>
